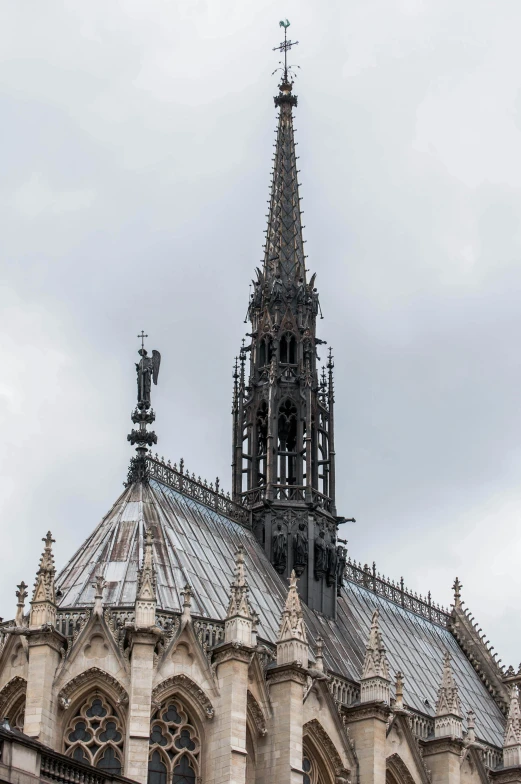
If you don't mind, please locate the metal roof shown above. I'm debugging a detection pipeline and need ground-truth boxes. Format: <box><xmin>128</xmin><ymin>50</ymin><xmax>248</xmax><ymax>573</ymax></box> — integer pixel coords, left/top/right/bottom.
<box><xmin>56</xmin><ymin>477</ymin><xmax>505</xmax><ymax>748</ymax></box>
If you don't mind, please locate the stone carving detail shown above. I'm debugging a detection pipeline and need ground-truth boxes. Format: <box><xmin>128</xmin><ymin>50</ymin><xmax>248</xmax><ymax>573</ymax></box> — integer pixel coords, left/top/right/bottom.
<box><xmin>314</xmin><ymin>530</ymin><xmax>327</xmax><ymax>579</ymax></box>
<box><xmin>303</xmin><ymin>719</ymin><xmax>350</xmax><ymax>780</ymax></box>
<box><xmin>58</xmin><ymin>667</ymin><xmax>128</xmax><ymax>706</ymax></box>
<box><xmin>293</xmin><ymin>522</ymin><xmax>308</xmax><ymax>577</ymax></box>
<box><xmin>152</xmin><ymin>675</ymin><xmax>215</xmax><ymax>720</ymax></box>
<box><xmin>272</xmin><ymin>523</ymin><xmax>287</xmax><ymax>574</ymax></box>
<box><xmin>0</xmin><ymin>675</ymin><xmax>27</xmax><ymax>719</ymax></box>
<box><xmin>247</xmin><ymin>691</ymin><xmax>267</xmax><ymax>737</ymax></box>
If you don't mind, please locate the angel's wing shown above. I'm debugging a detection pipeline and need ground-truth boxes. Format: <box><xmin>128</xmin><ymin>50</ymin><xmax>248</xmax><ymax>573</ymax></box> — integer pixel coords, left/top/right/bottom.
<box><xmin>152</xmin><ymin>350</ymin><xmax>161</xmax><ymax>385</ymax></box>
<box><xmin>308</xmin><ymin>272</ymin><xmax>317</xmax><ymax>290</ymax></box>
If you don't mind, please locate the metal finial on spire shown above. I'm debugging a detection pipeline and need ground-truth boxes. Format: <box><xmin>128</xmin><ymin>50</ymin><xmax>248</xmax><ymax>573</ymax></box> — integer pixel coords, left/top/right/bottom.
<box><xmin>272</xmin><ymin>20</ymin><xmax>299</xmax><ymax>86</ymax></box>
<box><xmin>126</xmin><ymin>333</ymin><xmax>162</xmax><ymax>486</ymax></box>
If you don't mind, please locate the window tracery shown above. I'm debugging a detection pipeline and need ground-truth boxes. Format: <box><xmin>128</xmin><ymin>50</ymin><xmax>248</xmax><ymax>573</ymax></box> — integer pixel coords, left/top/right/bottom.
<box><xmin>64</xmin><ymin>695</ymin><xmax>124</xmax><ymax>774</ymax></box>
<box><xmin>148</xmin><ymin>698</ymin><xmax>200</xmax><ymax>784</ymax></box>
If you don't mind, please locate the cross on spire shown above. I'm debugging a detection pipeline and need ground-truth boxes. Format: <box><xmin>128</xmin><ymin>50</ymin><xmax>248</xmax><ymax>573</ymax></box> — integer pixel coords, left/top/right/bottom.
<box><xmin>272</xmin><ymin>19</ymin><xmax>299</xmax><ymax>84</ymax></box>
<box><xmin>137</xmin><ymin>330</ymin><xmax>148</xmax><ymax>350</ymax></box>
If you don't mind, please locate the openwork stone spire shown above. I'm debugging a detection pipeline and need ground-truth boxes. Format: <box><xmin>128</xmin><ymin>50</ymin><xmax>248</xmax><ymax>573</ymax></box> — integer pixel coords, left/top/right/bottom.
<box><xmin>231</xmin><ymin>23</ymin><xmax>343</xmax><ymax>619</ymax></box>
<box><xmin>135</xmin><ymin>527</ymin><xmax>157</xmax><ymax>627</ymax></box>
<box><xmin>30</xmin><ymin>531</ymin><xmax>57</xmax><ymax>628</ymax></box>
<box><xmin>504</xmin><ymin>686</ymin><xmax>521</xmax><ymax>767</ymax></box>
<box><xmin>360</xmin><ymin>610</ymin><xmax>390</xmax><ymax>704</ymax></box>
<box><xmin>225</xmin><ymin>546</ymin><xmax>254</xmax><ymax>646</ymax></box>
<box><xmin>435</xmin><ymin>651</ymin><xmax>463</xmax><ymax>738</ymax></box>
<box><xmin>277</xmin><ymin>570</ymin><xmax>308</xmax><ymax>668</ymax></box>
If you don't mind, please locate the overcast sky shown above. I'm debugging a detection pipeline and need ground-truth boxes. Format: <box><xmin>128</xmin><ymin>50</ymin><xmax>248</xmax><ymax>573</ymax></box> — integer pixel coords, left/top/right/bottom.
<box><xmin>2</xmin><ymin>0</ymin><xmax>521</xmax><ymax>669</ymax></box>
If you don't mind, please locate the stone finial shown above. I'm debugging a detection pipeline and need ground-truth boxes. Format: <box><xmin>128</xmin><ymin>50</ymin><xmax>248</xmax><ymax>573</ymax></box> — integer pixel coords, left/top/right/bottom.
<box><xmin>504</xmin><ymin>686</ymin><xmax>521</xmax><ymax>767</ymax></box>
<box><xmin>135</xmin><ymin>526</ymin><xmax>157</xmax><ymax>627</ymax></box>
<box><xmin>466</xmin><ymin>709</ymin><xmax>476</xmax><ymax>744</ymax></box>
<box><xmin>15</xmin><ymin>581</ymin><xmax>28</xmax><ymax>627</ymax></box>
<box><xmin>180</xmin><ymin>583</ymin><xmax>193</xmax><ymax>624</ymax></box>
<box><xmin>30</xmin><ymin>532</ymin><xmax>57</xmax><ymax>628</ymax></box>
<box><xmin>225</xmin><ymin>546</ymin><xmax>254</xmax><ymax>646</ymax></box>
<box><xmin>394</xmin><ymin>671</ymin><xmax>404</xmax><ymax>711</ymax></box>
<box><xmin>360</xmin><ymin>610</ymin><xmax>390</xmax><ymax>704</ymax></box>
<box><xmin>251</xmin><ymin>609</ymin><xmax>259</xmax><ymax>647</ymax></box>
<box><xmin>276</xmin><ymin>570</ymin><xmax>308</xmax><ymax>668</ymax></box>
<box><xmin>315</xmin><ymin>637</ymin><xmax>324</xmax><ymax>673</ymax></box>
<box><xmin>452</xmin><ymin>577</ymin><xmax>463</xmax><ymax>610</ymax></box>
<box><xmin>92</xmin><ymin>574</ymin><xmax>106</xmax><ymax>617</ymax></box>
<box><xmin>435</xmin><ymin>651</ymin><xmax>462</xmax><ymax>739</ymax></box>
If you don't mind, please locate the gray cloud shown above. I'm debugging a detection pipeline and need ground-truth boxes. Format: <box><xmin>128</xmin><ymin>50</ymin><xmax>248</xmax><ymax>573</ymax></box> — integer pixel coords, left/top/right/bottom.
<box><xmin>2</xmin><ymin>0</ymin><xmax>521</xmax><ymax>668</ymax></box>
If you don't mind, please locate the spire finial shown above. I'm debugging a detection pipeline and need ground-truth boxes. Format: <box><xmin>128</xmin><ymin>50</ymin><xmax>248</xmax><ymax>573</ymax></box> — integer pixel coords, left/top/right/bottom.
<box><xmin>180</xmin><ymin>583</ymin><xmax>193</xmax><ymax>624</ymax></box>
<box><xmin>126</xmin><ymin>334</ymin><xmax>161</xmax><ymax>486</ymax></box>
<box><xmin>394</xmin><ymin>671</ymin><xmax>404</xmax><ymax>711</ymax></box>
<box><xmin>272</xmin><ymin>20</ymin><xmax>299</xmax><ymax>88</ymax></box>
<box><xmin>360</xmin><ymin>610</ymin><xmax>391</xmax><ymax>703</ymax></box>
<box><xmin>452</xmin><ymin>577</ymin><xmax>463</xmax><ymax>609</ymax></box>
<box><xmin>29</xmin><ymin>531</ymin><xmax>57</xmax><ymax>628</ymax></box>
<box><xmin>92</xmin><ymin>573</ymin><xmax>106</xmax><ymax>616</ymax></box>
<box><xmin>15</xmin><ymin>581</ymin><xmax>28</xmax><ymax>626</ymax></box>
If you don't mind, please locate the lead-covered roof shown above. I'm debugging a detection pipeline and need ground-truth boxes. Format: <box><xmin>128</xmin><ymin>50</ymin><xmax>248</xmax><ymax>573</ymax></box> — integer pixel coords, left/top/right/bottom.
<box><xmin>56</xmin><ymin>477</ymin><xmax>505</xmax><ymax>747</ymax></box>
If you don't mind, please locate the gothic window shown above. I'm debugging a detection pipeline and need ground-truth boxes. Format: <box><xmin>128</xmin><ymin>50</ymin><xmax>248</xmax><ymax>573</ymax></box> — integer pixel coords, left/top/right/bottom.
<box><xmin>280</xmin><ymin>333</ymin><xmax>297</xmax><ymax>364</ymax></box>
<box><xmin>303</xmin><ymin>754</ymin><xmax>328</xmax><ymax>784</ymax></box>
<box><xmin>277</xmin><ymin>399</ymin><xmax>298</xmax><ymax>485</ymax></box>
<box><xmin>148</xmin><ymin>698</ymin><xmax>200</xmax><ymax>784</ymax></box>
<box><xmin>259</xmin><ymin>335</ymin><xmax>273</xmax><ymax>368</ymax></box>
<box><xmin>64</xmin><ymin>695</ymin><xmax>124</xmax><ymax>774</ymax></box>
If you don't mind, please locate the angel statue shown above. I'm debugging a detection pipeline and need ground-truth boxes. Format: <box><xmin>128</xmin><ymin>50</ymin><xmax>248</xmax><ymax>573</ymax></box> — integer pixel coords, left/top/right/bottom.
<box><xmin>136</xmin><ymin>348</ymin><xmax>161</xmax><ymax>406</ymax></box>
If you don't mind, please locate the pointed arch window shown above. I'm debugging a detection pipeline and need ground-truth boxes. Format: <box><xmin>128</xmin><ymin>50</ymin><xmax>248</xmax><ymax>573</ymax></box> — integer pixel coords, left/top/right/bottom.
<box><xmin>148</xmin><ymin>698</ymin><xmax>200</xmax><ymax>784</ymax></box>
<box><xmin>277</xmin><ymin>399</ymin><xmax>298</xmax><ymax>486</ymax></box>
<box><xmin>258</xmin><ymin>335</ymin><xmax>273</xmax><ymax>368</ymax></box>
<box><xmin>280</xmin><ymin>333</ymin><xmax>297</xmax><ymax>365</ymax></box>
<box><xmin>64</xmin><ymin>695</ymin><xmax>124</xmax><ymax>774</ymax></box>
<box><xmin>255</xmin><ymin>401</ymin><xmax>268</xmax><ymax>486</ymax></box>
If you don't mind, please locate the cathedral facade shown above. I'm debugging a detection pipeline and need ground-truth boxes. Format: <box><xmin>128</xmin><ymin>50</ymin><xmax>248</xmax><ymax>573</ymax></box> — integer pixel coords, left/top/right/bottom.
<box><xmin>1</xmin><ymin>31</ymin><xmax>520</xmax><ymax>784</ymax></box>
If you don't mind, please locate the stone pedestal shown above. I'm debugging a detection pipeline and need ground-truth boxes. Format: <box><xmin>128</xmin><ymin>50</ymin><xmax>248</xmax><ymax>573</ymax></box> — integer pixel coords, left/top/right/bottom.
<box><xmin>423</xmin><ymin>737</ymin><xmax>463</xmax><ymax>784</ymax></box>
<box><xmin>344</xmin><ymin>702</ymin><xmax>390</xmax><ymax>784</ymax></box>
<box><xmin>124</xmin><ymin>629</ymin><xmax>160</xmax><ymax>784</ymax></box>
<box><xmin>23</xmin><ymin>629</ymin><xmax>65</xmax><ymax>746</ymax></box>
<box><xmin>264</xmin><ymin>664</ymin><xmax>307</xmax><ymax>784</ymax></box>
<box><xmin>208</xmin><ymin>643</ymin><xmax>251</xmax><ymax>784</ymax></box>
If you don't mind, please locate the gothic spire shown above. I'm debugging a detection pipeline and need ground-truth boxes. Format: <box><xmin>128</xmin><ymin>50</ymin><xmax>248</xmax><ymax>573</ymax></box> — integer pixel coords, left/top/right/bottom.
<box><xmin>434</xmin><ymin>651</ymin><xmax>463</xmax><ymax>738</ymax></box>
<box><xmin>30</xmin><ymin>531</ymin><xmax>57</xmax><ymax>628</ymax></box>
<box><xmin>277</xmin><ymin>570</ymin><xmax>309</xmax><ymax>668</ymax></box>
<box><xmin>225</xmin><ymin>546</ymin><xmax>255</xmax><ymax>646</ymax></box>
<box><xmin>264</xmin><ymin>22</ymin><xmax>305</xmax><ymax>296</ymax></box>
<box><xmin>360</xmin><ymin>610</ymin><xmax>390</xmax><ymax>703</ymax></box>
<box><xmin>135</xmin><ymin>526</ymin><xmax>157</xmax><ymax>628</ymax></box>
<box><xmin>127</xmin><ymin>332</ymin><xmax>161</xmax><ymax>486</ymax></box>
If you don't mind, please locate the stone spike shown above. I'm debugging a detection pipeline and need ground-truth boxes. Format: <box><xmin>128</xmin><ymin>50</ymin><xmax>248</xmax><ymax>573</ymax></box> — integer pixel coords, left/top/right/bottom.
<box><xmin>15</xmin><ymin>580</ymin><xmax>28</xmax><ymax>627</ymax></box>
<box><xmin>360</xmin><ymin>610</ymin><xmax>390</xmax><ymax>704</ymax></box>
<box><xmin>135</xmin><ymin>527</ymin><xmax>157</xmax><ymax>627</ymax></box>
<box><xmin>435</xmin><ymin>651</ymin><xmax>462</xmax><ymax>738</ymax></box>
<box><xmin>225</xmin><ymin>546</ymin><xmax>254</xmax><ymax>646</ymax></box>
<box><xmin>276</xmin><ymin>571</ymin><xmax>308</xmax><ymax>668</ymax></box>
<box><xmin>180</xmin><ymin>583</ymin><xmax>193</xmax><ymax>624</ymax></box>
<box><xmin>29</xmin><ymin>531</ymin><xmax>57</xmax><ymax>628</ymax></box>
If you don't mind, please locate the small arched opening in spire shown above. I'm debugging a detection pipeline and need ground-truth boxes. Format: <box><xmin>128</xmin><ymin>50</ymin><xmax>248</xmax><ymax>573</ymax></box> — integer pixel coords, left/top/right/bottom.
<box><xmin>255</xmin><ymin>401</ymin><xmax>268</xmax><ymax>487</ymax></box>
<box><xmin>280</xmin><ymin>333</ymin><xmax>297</xmax><ymax>365</ymax></box>
<box><xmin>258</xmin><ymin>335</ymin><xmax>273</xmax><ymax>369</ymax></box>
<box><xmin>277</xmin><ymin>399</ymin><xmax>298</xmax><ymax>486</ymax></box>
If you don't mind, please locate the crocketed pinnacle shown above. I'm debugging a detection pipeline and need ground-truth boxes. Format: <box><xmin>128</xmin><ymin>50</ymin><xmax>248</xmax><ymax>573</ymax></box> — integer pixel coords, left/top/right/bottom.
<box><xmin>31</xmin><ymin>531</ymin><xmax>56</xmax><ymax>604</ymax></box>
<box><xmin>436</xmin><ymin>651</ymin><xmax>462</xmax><ymax>717</ymax></box>
<box><xmin>278</xmin><ymin>570</ymin><xmax>307</xmax><ymax>643</ymax></box>
<box><xmin>136</xmin><ymin>527</ymin><xmax>156</xmax><ymax>601</ymax></box>
<box><xmin>263</xmin><ymin>80</ymin><xmax>306</xmax><ymax>295</ymax></box>
<box><xmin>505</xmin><ymin>686</ymin><xmax>521</xmax><ymax>747</ymax></box>
<box><xmin>361</xmin><ymin>610</ymin><xmax>390</xmax><ymax>681</ymax></box>
<box><xmin>226</xmin><ymin>546</ymin><xmax>253</xmax><ymax>620</ymax></box>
